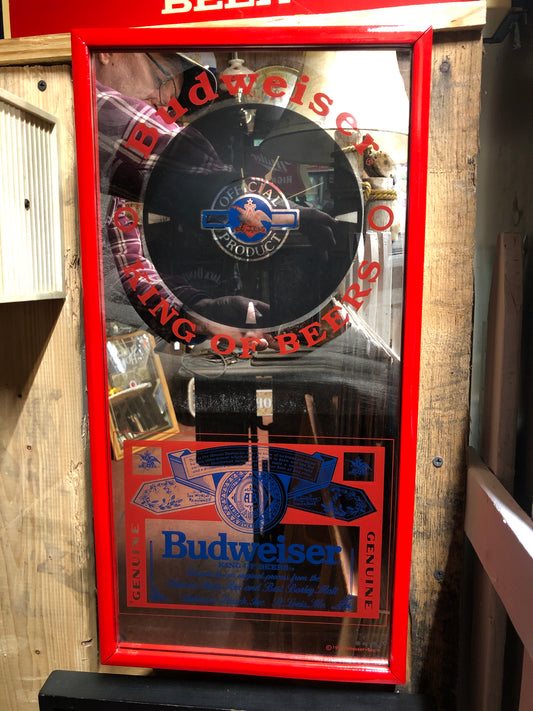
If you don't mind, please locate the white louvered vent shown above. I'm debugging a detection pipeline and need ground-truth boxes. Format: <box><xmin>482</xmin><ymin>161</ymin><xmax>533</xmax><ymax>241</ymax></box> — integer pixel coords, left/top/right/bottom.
<box><xmin>0</xmin><ymin>87</ymin><xmax>64</xmax><ymax>302</ymax></box>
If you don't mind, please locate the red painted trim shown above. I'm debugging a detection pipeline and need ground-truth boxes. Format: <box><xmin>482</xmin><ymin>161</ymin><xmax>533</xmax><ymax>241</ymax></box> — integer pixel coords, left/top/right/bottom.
<box><xmin>388</xmin><ymin>26</ymin><xmax>432</xmax><ymax>682</ymax></box>
<box><xmin>72</xmin><ymin>32</ymin><xmax>121</xmax><ymax>659</ymax></box>
<box><xmin>105</xmin><ymin>646</ymin><xmax>399</xmax><ymax>683</ymax></box>
<box><xmin>74</xmin><ymin>24</ymin><xmax>427</xmax><ymax>50</ymax></box>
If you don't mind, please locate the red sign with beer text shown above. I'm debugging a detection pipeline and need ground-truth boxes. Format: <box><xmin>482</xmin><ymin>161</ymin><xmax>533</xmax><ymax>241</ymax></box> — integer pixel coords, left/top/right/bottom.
<box><xmin>7</xmin><ymin>0</ymin><xmax>465</xmax><ymax>38</ymax></box>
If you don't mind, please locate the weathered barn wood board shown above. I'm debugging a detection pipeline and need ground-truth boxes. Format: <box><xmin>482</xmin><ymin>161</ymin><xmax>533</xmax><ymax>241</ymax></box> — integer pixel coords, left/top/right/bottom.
<box><xmin>408</xmin><ymin>31</ymin><xmax>482</xmax><ymax>708</ymax></box>
<box><xmin>0</xmin><ymin>63</ymin><xmax>98</xmax><ymax>711</ymax></box>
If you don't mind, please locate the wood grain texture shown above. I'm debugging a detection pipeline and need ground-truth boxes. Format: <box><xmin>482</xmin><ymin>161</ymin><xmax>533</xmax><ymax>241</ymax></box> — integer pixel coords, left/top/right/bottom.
<box><xmin>481</xmin><ymin>233</ymin><xmax>523</xmax><ymax>490</ymax></box>
<box><xmin>0</xmin><ymin>64</ymin><xmax>98</xmax><ymax>711</ymax></box>
<box><xmin>407</xmin><ymin>31</ymin><xmax>482</xmax><ymax>709</ymax></box>
<box><xmin>0</xmin><ymin>35</ymin><xmax>72</xmax><ymax>65</ymax></box>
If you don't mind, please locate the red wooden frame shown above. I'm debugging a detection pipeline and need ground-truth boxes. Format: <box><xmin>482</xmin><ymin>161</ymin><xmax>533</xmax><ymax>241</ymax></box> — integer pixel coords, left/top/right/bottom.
<box><xmin>72</xmin><ymin>24</ymin><xmax>432</xmax><ymax>683</ymax></box>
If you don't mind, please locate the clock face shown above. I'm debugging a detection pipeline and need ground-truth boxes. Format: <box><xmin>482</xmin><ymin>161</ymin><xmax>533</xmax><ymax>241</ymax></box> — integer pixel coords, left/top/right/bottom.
<box><xmin>142</xmin><ymin>102</ymin><xmax>363</xmax><ymax>332</ymax></box>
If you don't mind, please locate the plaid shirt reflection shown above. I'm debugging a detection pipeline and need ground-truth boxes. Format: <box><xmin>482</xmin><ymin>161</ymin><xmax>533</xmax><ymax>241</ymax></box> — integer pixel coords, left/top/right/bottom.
<box><xmin>97</xmin><ymin>81</ymin><xmax>230</xmax><ymax>321</ymax></box>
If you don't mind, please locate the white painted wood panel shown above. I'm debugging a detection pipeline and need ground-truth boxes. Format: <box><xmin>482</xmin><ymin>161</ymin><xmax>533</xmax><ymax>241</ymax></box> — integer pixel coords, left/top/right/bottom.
<box><xmin>0</xmin><ymin>87</ymin><xmax>64</xmax><ymax>302</ymax></box>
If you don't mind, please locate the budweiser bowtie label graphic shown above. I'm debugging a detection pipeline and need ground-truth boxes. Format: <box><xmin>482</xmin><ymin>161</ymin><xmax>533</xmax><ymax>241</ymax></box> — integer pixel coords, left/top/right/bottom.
<box><xmin>124</xmin><ymin>439</ymin><xmax>385</xmax><ymax>621</ymax></box>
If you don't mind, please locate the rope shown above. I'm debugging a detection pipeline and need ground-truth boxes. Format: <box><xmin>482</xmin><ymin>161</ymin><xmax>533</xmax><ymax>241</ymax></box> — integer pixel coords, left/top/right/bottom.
<box><xmin>368</xmin><ymin>189</ymin><xmax>397</xmax><ymax>201</ymax></box>
<box><xmin>362</xmin><ymin>180</ymin><xmax>397</xmax><ymax>204</ymax></box>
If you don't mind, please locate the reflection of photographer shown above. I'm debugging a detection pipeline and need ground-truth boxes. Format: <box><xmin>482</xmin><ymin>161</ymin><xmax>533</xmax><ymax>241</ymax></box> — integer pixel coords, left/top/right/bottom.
<box><xmin>96</xmin><ymin>52</ymin><xmax>275</xmax><ymax>346</ymax></box>
<box><xmin>96</xmin><ymin>52</ymin><xmax>341</xmax><ymax>344</ymax></box>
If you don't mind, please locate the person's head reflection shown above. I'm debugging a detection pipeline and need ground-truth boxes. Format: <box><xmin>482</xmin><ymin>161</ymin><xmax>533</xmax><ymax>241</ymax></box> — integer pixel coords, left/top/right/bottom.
<box><xmin>95</xmin><ymin>52</ymin><xmax>184</xmax><ymax>109</ymax></box>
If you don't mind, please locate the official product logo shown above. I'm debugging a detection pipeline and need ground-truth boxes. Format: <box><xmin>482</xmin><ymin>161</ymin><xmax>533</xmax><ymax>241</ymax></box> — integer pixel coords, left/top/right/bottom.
<box><xmin>201</xmin><ymin>176</ymin><xmax>299</xmax><ymax>261</ymax></box>
<box><xmin>215</xmin><ymin>469</ymin><xmax>287</xmax><ymax>533</ymax></box>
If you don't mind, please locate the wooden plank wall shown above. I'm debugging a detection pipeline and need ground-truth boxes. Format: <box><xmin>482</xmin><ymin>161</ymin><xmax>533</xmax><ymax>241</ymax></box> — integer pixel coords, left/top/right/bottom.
<box><xmin>0</xmin><ymin>63</ymin><xmax>103</xmax><ymax>708</ymax></box>
<box><xmin>0</xmin><ymin>63</ymin><xmax>99</xmax><ymax>708</ymax></box>
<box><xmin>0</xmin><ymin>28</ymin><xmax>482</xmax><ymax>711</ymax></box>
<box><xmin>409</xmin><ymin>30</ymin><xmax>482</xmax><ymax>708</ymax></box>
